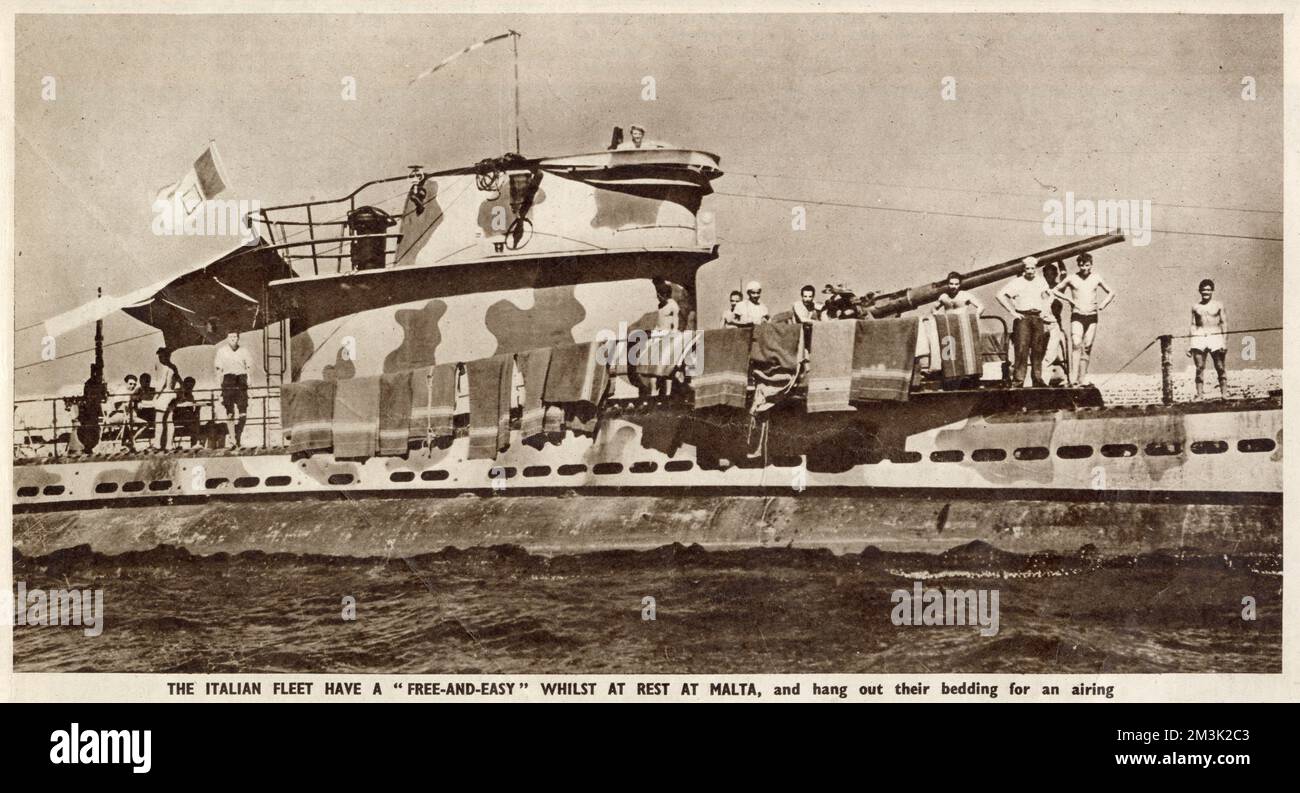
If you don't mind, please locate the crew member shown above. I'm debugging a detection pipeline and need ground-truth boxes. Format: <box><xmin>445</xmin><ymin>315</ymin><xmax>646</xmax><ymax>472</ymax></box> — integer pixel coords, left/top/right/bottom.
<box><xmin>150</xmin><ymin>347</ymin><xmax>182</xmax><ymax>449</ymax></box>
<box><xmin>934</xmin><ymin>271</ymin><xmax>984</xmax><ymax>315</ymax></box>
<box><xmin>996</xmin><ymin>257</ymin><xmax>1053</xmax><ymax>388</ymax></box>
<box><xmin>655</xmin><ymin>282</ymin><xmax>680</xmax><ymax>332</ymax></box>
<box><xmin>731</xmin><ymin>281</ymin><xmax>770</xmax><ymax>327</ymax></box>
<box><xmin>792</xmin><ymin>284</ymin><xmax>822</xmax><ymax>323</ymax></box>
<box><xmin>214</xmin><ymin>331</ymin><xmax>256</xmax><ymax>448</ymax></box>
<box><xmin>1050</xmin><ymin>253</ymin><xmax>1116</xmax><ymax>384</ymax></box>
<box><xmin>1188</xmin><ymin>278</ymin><xmax>1228</xmax><ymax>400</ymax></box>
<box><xmin>722</xmin><ymin>290</ymin><xmax>744</xmax><ymax>327</ymax></box>
<box><xmin>104</xmin><ymin>374</ymin><xmax>140</xmax><ymax>451</ymax></box>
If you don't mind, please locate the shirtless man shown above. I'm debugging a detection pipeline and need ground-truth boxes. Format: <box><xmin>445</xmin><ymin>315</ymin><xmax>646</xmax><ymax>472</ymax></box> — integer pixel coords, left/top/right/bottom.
<box><xmin>934</xmin><ymin>271</ymin><xmax>984</xmax><ymax>315</ymax></box>
<box><xmin>1188</xmin><ymin>278</ymin><xmax>1228</xmax><ymax>400</ymax></box>
<box><xmin>1050</xmin><ymin>253</ymin><xmax>1116</xmax><ymax>383</ymax></box>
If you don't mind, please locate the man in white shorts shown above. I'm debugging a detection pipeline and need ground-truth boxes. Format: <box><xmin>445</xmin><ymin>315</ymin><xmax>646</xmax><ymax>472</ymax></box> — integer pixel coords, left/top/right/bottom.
<box><xmin>1188</xmin><ymin>278</ymin><xmax>1228</xmax><ymax>400</ymax></box>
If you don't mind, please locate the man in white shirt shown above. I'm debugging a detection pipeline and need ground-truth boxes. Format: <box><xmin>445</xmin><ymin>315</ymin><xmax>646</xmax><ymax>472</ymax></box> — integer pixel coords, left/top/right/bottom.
<box><xmin>731</xmin><ymin>281</ymin><xmax>769</xmax><ymax>326</ymax></box>
<box><xmin>996</xmin><ymin>257</ymin><xmax>1053</xmax><ymax>387</ymax></box>
<box><xmin>214</xmin><ymin>331</ymin><xmax>256</xmax><ymax>448</ymax></box>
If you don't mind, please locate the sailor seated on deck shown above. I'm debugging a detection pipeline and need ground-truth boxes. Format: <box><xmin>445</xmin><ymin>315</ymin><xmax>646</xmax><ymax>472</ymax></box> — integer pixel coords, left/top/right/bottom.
<box><xmin>102</xmin><ymin>374</ymin><xmax>141</xmax><ymax>451</ymax></box>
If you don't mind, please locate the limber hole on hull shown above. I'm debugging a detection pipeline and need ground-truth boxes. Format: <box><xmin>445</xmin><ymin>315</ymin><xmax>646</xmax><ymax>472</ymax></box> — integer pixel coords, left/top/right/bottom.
<box><xmin>1013</xmin><ymin>447</ymin><xmax>1050</xmax><ymax>461</ymax></box>
<box><xmin>1055</xmin><ymin>445</ymin><xmax>1093</xmax><ymax>460</ymax></box>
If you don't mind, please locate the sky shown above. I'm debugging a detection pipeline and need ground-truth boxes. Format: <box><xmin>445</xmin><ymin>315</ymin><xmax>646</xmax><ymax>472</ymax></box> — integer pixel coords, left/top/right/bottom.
<box><xmin>12</xmin><ymin>12</ymin><xmax>1284</xmax><ymax>397</ymax></box>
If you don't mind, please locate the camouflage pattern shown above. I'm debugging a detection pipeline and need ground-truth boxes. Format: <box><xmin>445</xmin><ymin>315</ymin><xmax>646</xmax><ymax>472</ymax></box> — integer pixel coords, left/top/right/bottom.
<box><xmin>284</xmin><ymin>149</ymin><xmax>718</xmax><ymax>380</ymax></box>
<box><xmin>16</xmin><ymin>395</ymin><xmax>1282</xmax><ymax>506</ymax></box>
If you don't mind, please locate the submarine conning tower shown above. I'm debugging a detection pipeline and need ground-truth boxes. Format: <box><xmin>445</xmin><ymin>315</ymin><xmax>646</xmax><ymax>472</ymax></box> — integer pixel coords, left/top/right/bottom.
<box><xmin>249</xmin><ymin>147</ymin><xmax>724</xmax><ymax>382</ymax></box>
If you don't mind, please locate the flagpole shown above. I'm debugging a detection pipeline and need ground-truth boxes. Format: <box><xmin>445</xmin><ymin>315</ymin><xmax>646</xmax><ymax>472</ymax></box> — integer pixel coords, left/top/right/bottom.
<box><xmin>94</xmin><ymin>286</ymin><xmax>104</xmax><ymax>378</ymax></box>
<box><xmin>511</xmin><ymin>30</ymin><xmax>521</xmax><ymax>154</ymax></box>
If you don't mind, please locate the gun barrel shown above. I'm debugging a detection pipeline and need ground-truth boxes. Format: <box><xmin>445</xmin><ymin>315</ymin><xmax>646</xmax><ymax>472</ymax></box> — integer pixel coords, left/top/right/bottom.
<box><xmin>866</xmin><ymin>231</ymin><xmax>1126</xmax><ymax>318</ymax></box>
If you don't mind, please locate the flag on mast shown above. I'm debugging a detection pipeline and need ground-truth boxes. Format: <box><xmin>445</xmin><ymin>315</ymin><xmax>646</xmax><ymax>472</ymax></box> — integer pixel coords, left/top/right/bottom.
<box><xmin>409</xmin><ymin>31</ymin><xmax>515</xmax><ymax>86</ymax></box>
<box><xmin>154</xmin><ymin>141</ymin><xmax>230</xmax><ymax>218</ymax></box>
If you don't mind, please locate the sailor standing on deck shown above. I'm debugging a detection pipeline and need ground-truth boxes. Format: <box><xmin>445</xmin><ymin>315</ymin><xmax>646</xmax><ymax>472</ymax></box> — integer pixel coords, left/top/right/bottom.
<box><xmin>214</xmin><ymin>331</ymin><xmax>256</xmax><ymax>448</ymax></box>
<box><xmin>1050</xmin><ymin>253</ymin><xmax>1116</xmax><ymax>384</ymax></box>
<box><xmin>1188</xmin><ymin>278</ymin><xmax>1229</xmax><ymax>400</ymax></box>
<box><xmin>996</xmin><ymin>257</ymin><xmax>1053</xmax><ymax>388</ymax></box>
<box><xmin>150</xmin><ymin>347</ymin><xmax>182</xmax><ymax>449</ymax></box>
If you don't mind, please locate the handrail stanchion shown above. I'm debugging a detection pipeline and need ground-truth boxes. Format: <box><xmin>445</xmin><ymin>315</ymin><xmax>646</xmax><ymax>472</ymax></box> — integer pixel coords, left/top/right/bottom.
<box><xmin>1159</xmin><ymin>334</ymin><xmax>1174</xmax><ymax>405</ymax></box>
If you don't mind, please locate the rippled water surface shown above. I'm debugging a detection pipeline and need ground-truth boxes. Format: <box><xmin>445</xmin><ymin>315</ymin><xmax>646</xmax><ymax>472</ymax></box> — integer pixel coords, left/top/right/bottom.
<box><xmin>13</xmin><ymin>540</ymin><xmax>1280</xmax><ymax>674</ymax></box>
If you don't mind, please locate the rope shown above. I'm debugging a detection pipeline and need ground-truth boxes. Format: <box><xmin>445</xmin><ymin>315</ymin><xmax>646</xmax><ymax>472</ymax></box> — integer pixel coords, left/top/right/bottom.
<box><xmin>727</xmin><ymin>169</ymin><xmax>1283</xmax><ymax>216</ymax></box>
<box><xmin>715</xmin><ymin>190</ymin><xmax>1283</xmax><ymax>242</ymax></box>
<box><xmin>1166</xmin><ymin>325</ymin><xmax>1282</xmax><ymax>340</ymax></box>
<box><xmin>1096</xmin><ymin>326</ymin><xmax>1282</xmax><ymax>389</ymax></box>
<box><xmin>1096</xmin><ymin>338</ymin><xmax>1157</xmax><ymax>389</ymax></box>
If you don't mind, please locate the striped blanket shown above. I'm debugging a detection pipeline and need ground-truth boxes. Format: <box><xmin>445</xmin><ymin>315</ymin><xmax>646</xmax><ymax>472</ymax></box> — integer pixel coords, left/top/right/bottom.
<box><xmin>850</xmin><ymin>317</ymin><xmax>919</xmax><ymax>402</ymax></box>
<box><xmin>518</xmin><ymin>347</ymin><xmax>552</xmax><ymax>442</ymax></box>
<box><xmin>693</xmin><ymin>327</ymin><xmax>752</xmax><ymax>409</ymax></box>
<box><xmin>377</xmin><ymin>370</ymin><xmax>412</xmax><ymax>456</ymax></box>
<box><xmin>332</xmin><ymin>376</ymin><xmax>380</xmax><ymax>458</ymax></box>
<box><xmin>934</xmin><ymin>309</ymin><xmax>982</xmax><ymax>379</ymax></box>
<box><xmin>806</xmin><ymin>320</ymin><xmax>856</xmax><ymax>412</ymax></box>
<box><xmin>281</xmin><ymin>380</ymin><xmax>336</xmax><ymax>454</ymax></box>
<box><xmin>466</xmin><ymin>354</ymin><xmax>513</xmax><ymax>460</ymax></box>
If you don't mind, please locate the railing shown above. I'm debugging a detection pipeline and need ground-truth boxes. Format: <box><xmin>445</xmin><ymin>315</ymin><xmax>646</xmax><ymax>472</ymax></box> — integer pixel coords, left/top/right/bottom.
<box><xmin>13</xmin><ymin>385</ymin><xmax>284</xmax><ymax>460</ymax></box>
<box><xmin>14</xmin><ymin>317</ymin><xmax>1020</xmax><ymax>463</ymax></box>
<box><xmin>247</xmin><ymin>174</ymin><xmax>413</xmax><ymax>277</ymax></box>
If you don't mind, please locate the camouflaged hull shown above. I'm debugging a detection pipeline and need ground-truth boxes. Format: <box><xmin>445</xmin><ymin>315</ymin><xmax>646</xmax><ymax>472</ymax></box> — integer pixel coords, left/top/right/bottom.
<box><xmin>14</xmin><ymin>394</ymin><xmax>1281</xmax><ymax>557</ymax></box>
